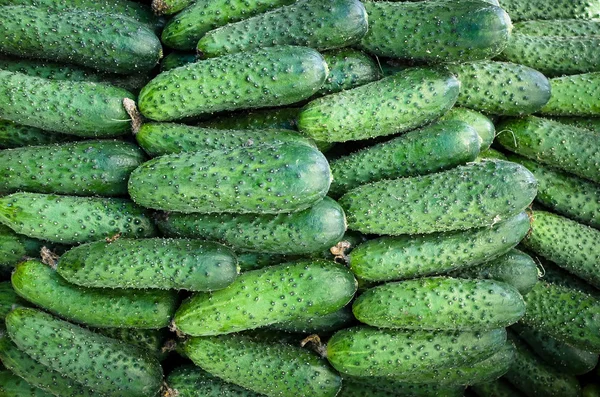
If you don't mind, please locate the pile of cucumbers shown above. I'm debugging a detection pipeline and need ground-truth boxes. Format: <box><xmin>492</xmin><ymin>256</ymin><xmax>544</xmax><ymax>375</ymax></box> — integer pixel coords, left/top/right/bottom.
<box><xmin>0</xmin><ymin>0</ymin><xmax>599</xmax><ymax>396</ymax></box>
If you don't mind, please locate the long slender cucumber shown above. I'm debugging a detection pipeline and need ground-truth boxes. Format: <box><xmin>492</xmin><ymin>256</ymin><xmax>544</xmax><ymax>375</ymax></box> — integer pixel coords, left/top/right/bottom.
<box><xmin>539</xmin><ymin>72</ymin><xmax>600</xmax><ymax>116</ymax></box>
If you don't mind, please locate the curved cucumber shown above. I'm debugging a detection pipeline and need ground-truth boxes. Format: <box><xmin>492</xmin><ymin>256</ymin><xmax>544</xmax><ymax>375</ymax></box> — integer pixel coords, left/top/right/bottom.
<box><xmin>539</xmin><ymin>72</ymin><xmax>600</xmax><ymax>116</ymax></box>
<box><xmin>315</xmin><ymin>49</ymin><xmax>381</xmax><ymax>98</ymax></box>
<box><xmin>160</xmin><ymin>52</ymin><xmax>196</xmax><ymax>72</ymax></box>
<box><xmin>439</xmin><ymin>107</ymin><xmax>496</xmax><ymax>150</ymax></box>
<box><xmin>471</xmin><ymin>379</ymin><xmax>526</xmax><ymax>397</ymax></box>
<box><xmin>167</xmin><ymin>365</ymin><xmax>263</xmax><ymax>397</ymax></box>
<box><xmin>270</xmin><ymin>306</ymin><xmax>354</xmax><ymax>334</ymax></box>
<box><xmin>0</xmin><ymin>120</ymin><xmax>76</xmax><ymax>149</ymax></box>
<box><xmin>0</xmin><ymin>282</ymin><xmax>26</xmax><ymax>319</ymax></box>
<box><xmin>498</xmin><ymin>0</ymin><xmax>600</xmax><ymax>22</ymax></box>
<box><xmin>514</xmin><ymin>19</ymin><xmax>600</xmax><ymax>37</ymax></box>
<box><xmin>199</xmin><ymin>107</ymin><xmax>301</xmax><ymax>132</ymax></box>
<box><xmin>339</xmin><ymin>378</ymin><xmax>464</xmax><ymax>397</ymax></box>
<box><xmin>0</xmin><ymin>371</ymin><xmax>52</xmax><ymax>397</ymax></box>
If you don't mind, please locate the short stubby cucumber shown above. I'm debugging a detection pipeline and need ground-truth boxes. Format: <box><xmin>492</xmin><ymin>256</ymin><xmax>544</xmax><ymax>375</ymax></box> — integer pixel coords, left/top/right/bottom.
<box><xmin>439</xmin><ymin>107</ymin><xmax>496</xmax><ymax>150</ymax></box>
<box><xmin>160</xmin><ymin>52</ymin><xmax>196</xmax><ymax>72</ymax></box>
<box><xmin>270</xmin><ymin>306</ymin><xmax>354</xmax><ymax>334</ymax></box>
<box><xmin>0</xmin><ymin>282</ymin><xmax>25</xmax><ymax>319</ymax></box>
<box><xmin>444</xmin><ymin>61</ymin><xmax>551</xmax><ymax>116</ymax></box>
<box><xmin>353</xmin><ymin>277</ymin><xmax>525</xmax><ymax>331</ymax></box>
<box><xmin>514</xmin><ymin>19</ymin><xmax>600</xmax><ymax>37</ymax></box>
<box><xmin>138</xmin><ymin>46</ymin><xmax>328</xmax><ymax>121</ymax></box>
<box><xmin>0</xmin><ymin>140</ymin><xmax>146</xmax><ymax>196</ymax></box>
<box><xmin>539</xmin><ymin>72</ymin><xmax>600</xmax><ymax>116</ymax></box>
<box><xmin>0</xmin><ymin>371</ymin><xmax>52</xmax><ymax>397</ymax></box>
<box><xmin>471</xmin><ymin>379</ymin><xmax>525</xmax><ymax>397</ymax></box>
<box><xmin>197</xmin><ymin>0</ymin><xmax>368</xmax><ymax>58</ymax></box>
<box><xmin>0</xmin><ymin>119</ymin><xmax>76</xmax><ymax>149</ymax></box>
<box><xmin>6</xmin><ymin>307</ymin><xmax>164</xmax><ymax>397</ymax></box>
<box><xmin>167</xmin><ymin>365</ymin><xmax>264</xmax><ymax>397</ymax></box>
<box><xmin>298</xmin><ymin>67</ymin><xmax>459</xmax><ymax>142</ymax></box>
<box><xmin>0</xmin><ymin>193</ymin><xmax>157</xmax><ymax>244</ymax></box>
<box><xmin>57</xmin><ymin>238</ymin><xmax>238</xmax><ymax>291</ymax></box>
<box><xmin>339</xmin><ymin>160</ymin><xmax>537</xmax><ymax>235</ymax></box>
<box><xmin>498</xmin><ymin>0</ymin><xmax>600</xmax><ymax>21</ymax></box>
<box><xmin>199</xmin><ymin>107</ymin><xmax>301</xmax><ymax>131</ymax></box>
<box><xmin>328</xmin><ymin>120</ymin><xmax>480</xmax><ymax>197</ymax></box>
<box><xmin>326</xmin><ymin>326</ymin><xmax>507</xmax><ymax>377</ymax></box>
<box><xmin>549</xmin><ymin>116</ymin><xmax>600</xmax><ymax>133</ymax></box>
<box><xmin>315</xmin><ymin>49</ymin><xmax>380</xmax><ymax>98</ymax></box>
<box><xmin>183</xmin><ymin>333</ymin><xmax>342</xmax><ymax>397</ymax></box>
<box><xmin>173</xmin><ymin>259</ymin><xmax>357</xmax><ymax>336</ymax></box>
<box><xmin>496</xmin><ymin>116</ymin><xmax>600</xmax><ymax>184</ymax></box>
<box><xmin>358</xmin><ymin>1</ymin><xmax>512</xmax><ymax>63</ymax></box>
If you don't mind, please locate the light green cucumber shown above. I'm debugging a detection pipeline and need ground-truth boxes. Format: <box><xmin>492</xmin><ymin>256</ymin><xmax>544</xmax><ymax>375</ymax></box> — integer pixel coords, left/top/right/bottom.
<box><xmin>0</xmin><ymin>371</ymin><xmax>52</xmax><ymax>397</ymax></box>
<box><xmin>477</xmin><ymin>148</ymin><xmax>508</xmax><ymax>161</ymax></box>
<box><xmin>270</xmin><ymin>306</ymin><xmax>355</xmax><ymax>334</ymax></box>
<box><xmin>338</xmin><ymin>378</ymin><xmax>464</xmax><ymax>397</ymax></box>
<box><xmin>514</xmin><ymin>19</ymin><xmax>600</xmax><ymax>36</ymax></box>
<box><xmin>160</xmin><ymin>52</ymin><xmax>196</xmax><ymax>72</ymax></box>
<box><xmin>539</xmin><ymin>72</ymin><xmax>600</xmax><ymax>116</ymax></box>
<box><xmin>498</xmin><ymin>0</ymin><xmax>600</xmax><ymax>22</ymax></box>
<box><xmin>314</xmin><ymin>49</ymin><xmax>381</xmax><ymax>98</ymax></box>
<box><xmin>0</xmin><ymin>119</ymin><xmax>76</xmax><ymax>149</ymax></box>
<box><xmin>439</xmin><ymin>107</ymin><xmax>496</xmax><ymax>150</ymax></box>
<box><xmin>138</xmin><ymin>46</ymin><xmax>328</xmax><ymax>121</ymax></box>
<box><xmin>471</xmin><ymin>379</ymin><xmax>526</xmax><ymax>397</ymax></box>
<box><xmin>173</xmin><ymin>259</ymin><xmax>357</xmax><ymax>336</ymax></box>
<box><xmin>199</xmin><ymin>107</ymin><xmax>301</xmax><ymax>131</ymax></box>
<box><xmin>0</xmin><ymin>282</ymin><xmax>26</xmax><ymax>319</ymax></box>
<box><xmin>549</xmin><ymin>117</ymin><xmax>600</xmax><ymax>132</ymax></box>
<box><xmin>167</xmin><ymin>365</ymin><xmax>263</xmax><ymax>397</ymax></box>
<box><xmin>298</xmin><ymin>67</ymin><xmax>459</xmax><ymax>142</ymax></box>
<box><xmin>0</xmin><ymin>193</ymin><xmax>157</xmax><ymax>244</ymax></box>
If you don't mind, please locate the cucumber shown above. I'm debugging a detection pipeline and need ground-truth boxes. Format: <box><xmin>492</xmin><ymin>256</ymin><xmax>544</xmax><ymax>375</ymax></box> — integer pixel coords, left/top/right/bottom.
<box><xmin>0</xmin><ymin>193</ymin><xmax>157</xmax><ymax>244</ymax></box>
<box><xmin>298</xmin><ymin>67</ymin><xmax>459</xmax><ymax>142</ymax></box>
<box><xmin>173</xmin><ymin>259</ymin><xmax>357</xmax><ymax>336</ymax></box>
<box><xmin>160</xmin><ymin>52</ymin><xmax>196</xmax><ymax>72</ymax></box>
<box><xmin>358</xmin><ymin>1</ymin><xmax>511</xmax><ymax>63</ymax></box>
<box><xmin>0</xmin><ymin>140</ymin><xmax>146</xmax><ymax>196</ymax></box>
<box><xmin>5</xmin><ymin>307</ymin><xmax>164</xmax><ymax>397</ymax></box>
<box><xmin>539</xmin><ymin>72</ymin><xmax>600</xmax><ymax>116</ymax></box>
<box><xmin>182</xmin><ymin>333</ymin><xmax>342</xmax><ymax>397</ymax></box>
<box><xmin>12</xmin><ymin>259</ymin><xmax>178</xmax><ymax>328</ymax></box>
<box><xmin>471</xmin><ymin>379</ymin><xmax>526</xmax><ymax>397</ymax></box>
<box><xmin>167</xmin><ymin>365</ymin><xmax>263</xmax><ymax>397</ymax></box>
<box><xmin>444</xmin><ymin>61</ymin><xmax>551</xmax><ymax>116</ymax></box>
<box><xmin>497</xmin><ymin>0</ymin><xmax>600</xmax><ymax>22</ymax></box>
<box><xmin>237</xmin><ymin>251</ymin><xmax>295</xmax><ymax>272</ymax></box>
<box><xmin>128</xmin><ymin>142</ymin><xmax>331</xmax><ymax>214</ymax></box>
<box><xmin>508</xmin><ymin>154</ymin><xmax>600</xmax><ymax>229</ymax></box>
<box><xmin>326</xmin><ymin>326</ymin><xmax>507</xmax><ymax>377</ymax></box>
<box><xmin>199</xmin><ymin>108</ymin><xmax>301</xmax><ymax>131</ymax></box>
<box><xmin>496</xmin><ymin>116</ymin><xmax>600</xmax><ymax>184</ymax></box>
<box><xmin>521</xmin><ymin>210</ymin><xmax>600</xmax><ymax>289</ymax></box>
<box><xmin>328</xmin><ymin>120</ymin><xmax>480</xmax><ymax>198</ymax></box>
<box><xmin>584</xmin><ymin>385</ymin><xmax>600</xmax><ymax>397</ymax></box>
<box><xmin>514</xmin><ymin>20</ymin><xmax>600</xmax><ymax>37</ymax></box>
<box><xmin>549</xmin><ymin>117</ymin><xmax>600</xmax><ymax>132</ymax></box>
<box><xmin>92</xmin><ymin>328</ymin><xmax>166</xmax><ymax>358</ymax></box>
<box><xmin>339</xmin><ymin>160</ymin><xmax>537</xmax><ymax>235</ymax></box>
<box><xmin>0</xmin><ymin>70</ymin><xmax>134</xmax><ymax>137</ymax></box>
<box><xmin>270</xmin><ymin>306</ymin><xmax>355</xmax><ymax>334</ymax></box>
<box><xmin>439</xmin><ymin>107</ymin><xmax>496</xmax><ymax>150</ymax></box>
<box><xmin>353</xmin><ymin>277</ymin><xmax>525</xmax><ymax>331</ymax></box>
<box><xmin>0</xmin><ymin>371</ymin><xmax>52</xmax><ymax>397</ymax></box>
<box><xmin>0</xmin><ymin>120</ymin><xmax>76</xmax><ymax>149</ymax></box>
<box><xmin>139</xmin><ymin>46</ymin><xmax>328</xmax><ymax>121</ymax></box>
<box><xmin>152</xmin><ymin>0</ymin><xmax>193</xmax><ymax>15</ymax></box>
<box><xmin>339</xmin><ymin>378</ymin><xmax>465</xmax><ymax>397</ymax></box>
<box><xmin>477</xmin><ymin>148</ymin><xmax>508</xmax><ymax>161</ymax></box>
<box><xmin>197</xmin><ymin>0</ymin><xmax>368</xmax><ymax>58</ymax></box>
<box><xmin>155</xmin><ymin>197</ymin><xmax>347</xmax><ymax>255</ymax></box>
<box><xmin>540</xmin><ymin>260</ymin><xmax>600</xmax><ymax>297</ymax></box>
<box><xmin>161</xmin><ymin>0</ymin><xmax>296</xmax><ymax>50</ymax></box>
<box><xmin>0</xmin><ymin>6</ymin><xmax>161</xmax><ymax>74</ymax></box>
<box><xmin>56</xmin><ymin>238</ymin><xmax>238</xmax><ymax>291</ymax></box>
<box><xmin>315</xmin><ymin>49</ymin><xmax>381</xmax><ymax>98</ymax></box>
<box><xmin>520</xmin><ymin>281</ymin><xmax>600</xmax><ymax>352</ymax></box>
<box><xmin>0</xmin><ymin>282</ymin><xmax>26</xmax><ymax>319</ymax></box>
<box><xmin>450</xmin><ymin>249</ymin><xmax>539</xmax><ymax>295</ymax></box>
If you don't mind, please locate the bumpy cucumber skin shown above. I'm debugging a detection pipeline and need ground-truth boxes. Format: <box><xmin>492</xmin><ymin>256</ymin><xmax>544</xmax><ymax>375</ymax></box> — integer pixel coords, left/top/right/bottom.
<box><xmin>0</xmin><ymin>225</ymin><xmax>27</xmax><ymax>269</ymax></box>
<box><xmin>471</xmin><ymin>379</ymin><xmax>526</xmax><ymax>397</ymax></box>
<box><xmin>270</xmin><ymin>306</ymin><xmax>354</xmax><ymax>334</ymax></box>
<box><xmin>236</xmin><ymin>251</ymin><xmax>296</xmax><ymax>272</ymax></box>
<box><xmin>129</xmin><ymin>143</ymin><xmax>331</xmax><ymax>214</ymax></box>
<box><xmin>6</xmin><ymin>307</ymin><xmax>164</xmax><ymax>397</ymax></box>
<box><xmin>550</xmin><ymin>117</ymin><xmax>600</xmax><ymax>133</ymax></box>
<box><xmin>326</xmin><ymin>326</ymin><xmax>507</xmax><ymax>377</ymax></box>
<box><xmin>514</xmin><ymin>20</ymin><xmax>600</xmax><ymax>37</ymax></box>
<box><xmin>540</xmin><ymin>72</ymin><xmax>600</xmax><ymax>116</ymax></box>
<box><xmin>339</xmin><ymin>160</ymin><xmax>537</xmax><ymax>236</ymax></box>
<box><xmin>520</xmin><ymin>281</ymin><xmax>600</xmax><ymax>353</ymax></box>
<box><xmin>160</xmin><ymin>52</ymin><xmax>196</xmax><ymax>71</ymax></box>
<box><xmin>0</xmin><ymin>193</ymin><xmax>157</xmax><ymax>244</ymax></box>
<box><xmin>540</xmin><ymin>260</ymin><xmax>600</xmax><ymax>298</ymax></box>
<box><xmin>0</xmin><ymin>119</ymin><xmax>76</xmax><ymax>149</ymax></box>
<box><xmin>0</xmin><ymin>282</ymin><xmax>26</xmax><ymax>319</ymax></box>
<box><xmin>315</xmin><ymin>49</ymin><xmax>380</xmax><ymax>97</ymax></box>
<box><xmin>200</xmin><ymin>107</ymin><xmax>301</xmax><ymax>131</ymax></box>
<box><xmin>152</xmin><ymin>0</ymin><xmax>193</xmax><ymax>15</ymax></box>
<box><xmin>57</xmin><ymin>238</ymin><xmax>238</xmax><ymax>291</ymax></box>
<box><xmin>183</xmin><ymin>333</ymin><xmax>341</xmax><ymax>397</ymax></box>
<box><xmin>298</xmin><ymin>67</ymin><xmax>459</xmax><ymax>142</ymax></box>
<box><xmin>445</xmin><ymin>61</ymin><xmax>551</xmax><ymax>116</ymax></box>
<box><xmin>0</xmin><ymin>70</ymin><xmax>134</xmax><ymax>137</ymax></box>
<box><xmin>138</xmin><ymin>46</ymin><xmax>328</xmax><ymax>121</ymax></box>
<box><xmin>358</xmin><ymin>1</ymin><xmax>511</xmax><ymax>62</ymax></box>
<box><xmin>92</xmin><ymin>328</ymin><xmax>166</xmax><ymax>358</ymax></box>
<box><xmin>339</xmin><ymin>378</ymin><xmax>464</xmax><ymax>397</ymax></box>
<box><xmin>174</xmin><ymin>260</ymin><xmax>357</xmax><ymax>336</ymax></box>
<box><xmin>0</xmin><ymin>371</ymin><xmax>52</xmax><ymax>397</ymax></box>
<box><xmin>439</xmin><ymin>107</ymin><xmax>496</xmax><ymax>150</ymax></box>
<box><xmin>476</xmin><ymin>148</ymin><xmax>508</xmax><ymax>161</ymax></box>
<box><xmin>167</xmin><ymin>365</ymin><xmax>263</xmax><ymax>397</ymax></box>
<box><xmin>498</xmin><ymin>0</ymin><xmax>600</xmax><ymax>22</ymax></box>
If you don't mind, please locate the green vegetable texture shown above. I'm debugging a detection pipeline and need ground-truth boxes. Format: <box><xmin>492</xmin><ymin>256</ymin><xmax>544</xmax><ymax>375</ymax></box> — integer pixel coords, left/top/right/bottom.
<box><xmin>167</xmin><ymin>365</ymin><xmax>263</xmax><ymax>397</ymax></box>
<box><xmin>270</xmin><ymin>306</ymin><xmax>354</xmax><ymax>334</ymax></box>
<box><xmin>0</xmin><ymin>282</ymin><xmax>25</xmax><ymax>319</ymax></box>
<box><xmin>540</xmin><ymin>260</ymin><xmax>600</xmax><ymax>298</ymax></box>
<box><xmin>498</xmin><ymin>0</ymin><xmax>600</xmax><ymax>21</ymax></box>
<box><xmin>548</xmin><ymin>116</ymin><xmax>600</xmax><ymax>132</ymax></box>
<box><xmin>514</xmin><ymin>19</ymin><xmax>600</xmax><ymax>37</ymax></box>
<box><xmin>471</xmin><ymin>379</ymin><xmax>525</xmax><ymax>397</ymax></box>
<box><xmin>338</xmin><ymin>378</ymin><xmax>464</xmax><ymax>397</ymax></box>
<box><xmin>0</xmin><ymin>371</ymin><xmax>52</xmax><ymax>397</ymax></box>
<box><xmin>0</xmin><ymin>119</ymin><xmax>76</xmax><ymax>149</ymax></box>
<box><xmin>92</xmin><ymin>328</ymin><xmax>167</xmax><ymax>358</ymax></box>
<box><xmin>160</xmin><ymin>52</ymin><xmax>196</xmax><ymax>72</ymax></box>
<box><xmin>539</xmin><ymin>72</ymin><xmax>600</xmax><ymax>116</ymax></box>
<box><xmin>199</xmin><ymin>107</ymin><xmax>301</xmax><ymax>132</ymax></box>
<box><xmin>439</xmin><ymin>107</ymin><xmax>496</xmax><ymax>150</ymax></box>
<box><xmin>314</xmin><ymin>49</ymin><xmax>380</xmax><ymax>98</ymax></box>
<box><xmin>151</xmin><ymin>0</ymin><xmax>194</xmax><ymax>15</ymax></box>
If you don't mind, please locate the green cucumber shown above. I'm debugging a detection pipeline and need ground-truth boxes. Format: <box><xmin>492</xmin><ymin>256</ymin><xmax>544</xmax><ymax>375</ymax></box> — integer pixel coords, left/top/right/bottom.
<box><xmin>0</xmin><ymin>6</ymin><xmax>161</xmax><ymax>74</ymax></box>
<box><xmin>521</xmin><ymin>210</ymin><xmax>600</xmax><ymax>289</ymax></box>
<box><xmin>444</xmin><ymin>61</ymin><xmax>551</xmax><ymax>116</ymax></box>
<box><xmin>298</xmin><ymin>67</ymin><xmax>459</xmax><ymax>142</ymax></box>
<box><xmin>270</xmin><ymin>306</ymin><xmax>354</xmax><ymax>334</ymax></box>
<box><xmin>6</xmin><ymin>307</ymin><xmax>164</xmax><ymax>397</ymax></box>
<box><xmin>339</xmin><ymin>160</ymin><xmax>537</xmax><ymax>235</ymax></box>
<box><xmin>160</xmin><ymin>52</ymin><xmax>196</xmax><ymax>72</ymax></box>
<box><xmin>236</xmin><ymin>251</ymin><xmax>296</xmax><ymax>272</ymax></box>
<box><xmin>514</xmin><ymin>19</ymin><xmax>600</xmax><ymax>37</ymax></box>
<box><xmin>196</xmin><ymin>0</ymin><xmax>368</xmax><ymax>58</ymax></box>
<box><xmin>0</xmin><ymin>371</ymin><xmax>52</xmax><ymax>397</ymax></box>
<box><xmin>0</xmin><ymin>193</ymin><xmax>157</xmax><ymax>244</ymax></box>
<box><xmin>471</xmin><ymin>379</ymin><xmax>526</xmax><ymax>397</ymax></box>
<box><xmin>540</xmin><ymin>260</ymin><xmax>600</xmax><ymax>297</ymax></box>
<box><xmin>315</xmin><ymin>49</ymin><xmax>381</xmax><ymax>98</ymax></box>
<box><xmin>199</xmin><ymin>107</ymin><xmax>301</xmax><ymax>131</ymax></box>
<box><xmin>183</xmin><ymin>333</ymin><xmax>342</xmax><ymax>397</ymax></box>
<box><xmin>584</xmin><ymin>385</ymin><xmax>600</xmax><ymax>397</ymax></box>
<box><xmin>151</xmin><ymin>0</ymin><xmax>193</xmax><ymax>15</ymax></box>
<box><xmin>0</xmin><ymin>140</ymin><xmax>146</xmax><ymax>196</ymax></box>
<box><xmin>57</xmin><ymin>238</ymin><xmax>238</xmax><ymax>291</ymax></box>
<box><xmin>549</xmin><ymin>117</ymin><xmax>600</xmax><ymax>132</ymax></box>
<box><xmin>497</xmin><ymin>0</ymin><xmax>600</xmax><ymax>22</ymax></box>
<box><xmin>167</xmin><ymin>365</ymin><xmax>263</xmax><ymax>397</ymax></box>
<box><xmin>173</xmin><ymin>259</ymin><xmax>357</xmax><ymax>336</ymax></box>
<box><xmin>0</xmin><ymin>282</ymin><xmax>26</xmax><ymax>319</ymax></box>
<box><xmin>138</xmin><ymin>46</ymin><xmax>328</xmax><ymax>121</ymax></box>
<box><xmin>326</xmin><ymin>326</ymin><xmax>507</xmax><ymax>377</ymax></box>
<box><xmin>477</xmin><ymin>148</ymin><xmax>508</xmax><ymax>161</ymax></box>
<box><xmin>539</xmin><ymin>72</ymin><xmax>600</xmax><ymax>116</ymax></box>
<box><xmin>0</xmin><ymin>120</ymin><xmax>76</xmax><ymax>149</ymax></box>
<box><xmin>496</xmin><ymin>116</ymin><xmax>600</xmax><ymax>184</ymax></box>
<box><xmin>155</xmin><ymin>197</ymin><xmax>347</xmax><ymax>255</ymax></box>
<box><xmin>439</xmin><ymin>107</ymin><xmax>496</xmax><ymax>150</ymax></box>
<box><xmin>520</xmin><ymin>281</ymin><xmax>600</xmax><ymax>352</ymax></box>
<box><xmin>0</xmin><ymin>70</ymin><xmax>134</xmax><ymax>137</ymax></box>
<box><xmin>92</xmin><ymin>328</ymin><xmax>166</xmax><ymax>358</ymax></box>
<box><xmin>12</xmin><ymin>259</ymin><xmax>178</xmax><ymax>328</ymax></box>
<box><xmin>358</xmin><ymin>1</ymin><xmax>511</xmax><ymax>62</ymax></box>
<box><xmin>339</xmin><ymin>378</ymin><xmax>464</xmax><ymax>397</ymax></box>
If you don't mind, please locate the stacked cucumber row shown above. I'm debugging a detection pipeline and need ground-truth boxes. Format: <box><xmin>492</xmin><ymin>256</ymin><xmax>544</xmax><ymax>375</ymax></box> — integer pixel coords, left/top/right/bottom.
<box><xmin>0</xmin><ymin>0</ymin><xmax>599</xmax><ymax>396</ymax></box>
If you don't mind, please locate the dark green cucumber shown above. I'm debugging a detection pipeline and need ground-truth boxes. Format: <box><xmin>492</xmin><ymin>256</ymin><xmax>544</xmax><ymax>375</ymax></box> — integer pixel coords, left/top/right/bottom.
<box><xmin>339</xmin><ymin>378</ymin><xmax>464</xmax><ymax>397</ymax></box>
<box><xmin>155</xmin><ymin>197</ymin><xmax>347</xmax><ymax>255</ymax></box>
<box><xmin>92</xmin><ymin>328</ymin><xmax>167</xmax><ymax>358</ymax></box>
<box><xmin>167</xmin><ymin>365</ymin><xmax>263</xmax><ymax>397</ymax></box>
<box><xmin>522</xmin><ymin>210</ymin><xmax>600</xmax><ymax>288</ymax></box>
<box><xmin>496</xmin><ymin>116</ymin><xmax>600</xmax><ymax>184</ymax></box>
<box><xmin>298</xmin><ymin>67</ymin><xmax>459</xmax><ymax>142</ymax></box>
<box><xmin>0</xmin><ymin>140</ymin><xmax>145</xmax><ymax>196</ymax></box>
<box><xmin>0</xmin><ymin>119</ymin><xmax>76</xmax><ymax>149</ymax></box>
<box><xmin>160</xmin><ymin>52</ymin><xmax>196</xmax><ymax>72</ymax></box>
<box><xmin>584</xmin><ymin>384</ymin><xmax>600</xmax><ymax>397</ymax></box>
<box><xmin>315</xmin><ymin>49</ymin><xmax>380</xmax><ymax>97</ymax></box>
<box><xmin>326</xmin><ymin>326</ymin><xmax>507</xmax><ymax>377</ymax></box>
<box><xmin>138</xmin><ymin>46</ymin><xmax>328</xmax><ymax>121</ymax></box>
<box><xmin>444</xmin><ymin>61</ymin><xmax>551</xmax><ymax>116</ymax></box>
<box><xmin>57</xmin><ymin>238</ymin><xmax>238</xmax><ymax>291</ymax></box>
<box><xmin>200</xmin><ymin>107</ymin><xmax>301</xmax><ymax>131</ymax></box>
<box><xmin>0</xmin><ymin>371</ymin><xmax>52</xmax><ymax>397</ymax></box>
<box><xmin>183</xmin><ymin>333</ymin><xmax>342</xmax><ymax>397</ymax></box>
<box><xmin>520</xmin><ymin>281</ymin><xmax>600</xmax><ymax>352</ymax></box>
<box><xmin>514</xmin><ymin>20</ymin><xmax>600</xmax><ymax>37</ymax></box>
<box><xmin>0</xmin><ymin>224</ymin><xmax>69</xmax><ymax>272</ymax></box>
<box><xmin>540</xmin><ymin>260</ymin><xmax>600</xmax><ymax>297</ymax></box>
<box><xmin>539</xmin><ymin>72</ymin><xmax>600</xmax><ymax>116</ymax></box>
<box><xmin>358</xmin><ymin>1</ymin><xmax>511</xmax><ymax>62</ymax></box>
<box><xmin>270</xmin><ymin>306</ymin><xmax>355</xmax><ymax>334</ymax></box>
<box><xmin>477</xmin><ymin>148</ymin><xmax>508</xmax><ymax>161</ymax></box>
<box><xmin>0</xmin><ymin>70</ymin><xmax>134</xmax><ymax>137</ymax></box>
<box><xmin>236</xmin><ymin>251</ymin><xmax>296</xmax><ymax>272</ymax></box>
<box><xmin>152</xmin><ymin>0</ymin><xmax>192</xmax><ymax>15</ymax></box>
<box><xmin>0</xmin><ymin>282</ymin><xmax>26</xmax><ymax>319</ymax></box>
<box><xmin>339</xmin><ymin>160</ymin><xmax>537</xmax><ymax>235</ymax></box>
<box><xmin>471</xmin><ymin>379</ymin><xmax>526</xmax><ymax>397</ymax></box>
<box><xmin>498</xmin><ymin>0</ymin><xmax>600</xmax><ymax>22</ymax></box>
<box><xmin>549</xmin><ymin>117</ymin><xmax>600</xmax><ymax>132</ymax></box>
<box><xmin>0</xmin><ymin>193</ymin><xmax>157</xmax><ymax>244</ymax></box>
<box><xmin>197</xmin><ymin>0</ymin><xmax>368</xmax><ymax>58</ymax></box>
<box><xmin>173</xmin><ymin>259</ymin><xmax>357</xmax><ymax>335</ymax></box>
<box><xmin>6</xmin><ymin>307</ymin><xmax>164</xmax><ymax>397</ymax></box>
<box><xmin>439</xmin><ymin>107</ymin><xmax>496</xmax><ymax>150</ymax></box>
